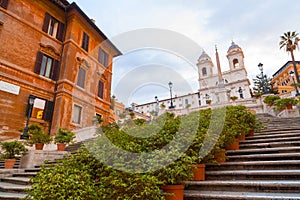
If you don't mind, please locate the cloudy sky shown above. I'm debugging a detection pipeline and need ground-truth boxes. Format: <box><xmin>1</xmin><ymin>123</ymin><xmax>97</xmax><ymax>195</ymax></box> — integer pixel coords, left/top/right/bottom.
<box><xmin>73</xmin><ymin>0</ymin><xmax>300</xmax><ymax>106</ymax></box>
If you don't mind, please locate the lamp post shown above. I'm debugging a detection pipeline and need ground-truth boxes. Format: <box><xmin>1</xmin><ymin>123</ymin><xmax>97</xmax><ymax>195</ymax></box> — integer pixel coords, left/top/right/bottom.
<box><xmin>289</xmin><ymin>71</ymin><xmax>300</xmax><ymax>96</ymax></box>
<box><xmin>258</xmin><ymin>63</ymin><xmax>268</xmax><ymax>94</ymax></box>
<box><xmin>155</xmin><ymin>96</ymin><xmax>159</xmax><ymax>116</ymax></box>
<box><xmin>20</xmin><ymin>95</ymin><xmax>35</xmax><ymax>139</ymax></box>
<box><xmin>168</xmin><ymin>81</ymin><xmax>175</xmax><ymax>109</ymax></box>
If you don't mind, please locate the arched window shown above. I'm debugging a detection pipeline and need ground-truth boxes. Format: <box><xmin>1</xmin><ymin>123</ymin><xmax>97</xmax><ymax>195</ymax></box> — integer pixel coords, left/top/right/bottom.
<box><xmin>202</xmin><ymin>67</ymin><xmax>207</xmax><ymax>76</ymax></box>
<box><xmin>233</xmin><ymin>59</ymin><xmax>239</xmax><ymax>68</ymax></box>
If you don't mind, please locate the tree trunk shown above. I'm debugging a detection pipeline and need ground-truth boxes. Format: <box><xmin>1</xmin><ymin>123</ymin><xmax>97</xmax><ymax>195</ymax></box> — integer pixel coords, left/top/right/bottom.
<box><xmin>291</xmin><ymin>51</ymin><xmax>300</xmax><ymax>83</ymax></box>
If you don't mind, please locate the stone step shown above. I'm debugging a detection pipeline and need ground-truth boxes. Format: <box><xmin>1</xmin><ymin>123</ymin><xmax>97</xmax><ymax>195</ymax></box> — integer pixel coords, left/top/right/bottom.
<box><xmin>239</xmin><ymin>141</ymin><xmax>300</xmax><ymax>149</ymax></box>
<box><xmin>227</xmin><ymin>146</ymin><xmax>300</xmax><ymax>156</ymax></box>
<box><xmin>0</xmin><ymin>177</ymin><xmax>30</xmax><ymax>185</ymax></box>
<box><xmin>0</xmin><ymin>191</ymin><xmax>27</xmax><ymax>200</ymax></box>
<box><xmin>12</xmin><ymin>172</ymin><xmax>37</xmax><ymax>178</ymax></box>
<box><xmin>227</xmin><ymin>152</ymin><xmax>300</xmax><ymax>162</ymax></box>
<box><xmin>0</xmin><ymin>181</ymin><xmax>30</xmax><ymax>193</ymax></box>
<box><xmin>185</xmin><ymin>180</ymin><xmax>300</xmax><ymax>193</ymax></box>
<box><xmin>184</xmin><ymin>190</ymin><xmax>300</xmax><ymax>200</ymax></box>
<box><xmin>205</xmin><ymin>170</ymin><xmax>300</xmax><ymax>180</ymax></box>
<box><xmin>248</xmin><ymin>131</ymin><xmax>300</xmax><ymax>140</ymax></box>
<box><xmin>206</xmin><ymin>160</ymin><xmax>300</xmax><ymax>171</ymax></box>
<box><xmin>240</xmin><ymin>136</ymin><xmax>300</xmax><ymax>145</ymax></box>
<box><xmin>24</xmin><ymin>168</ymin><xmax>41</xmax><ymax>173</ymax></box>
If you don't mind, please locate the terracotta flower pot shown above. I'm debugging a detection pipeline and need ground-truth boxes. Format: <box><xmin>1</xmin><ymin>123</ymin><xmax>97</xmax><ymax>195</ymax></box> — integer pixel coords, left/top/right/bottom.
<box><xmin>238</xmin><ymin>134</ymin><xmax>246</xmax><ymax>141</ymax></box>
<box><xmin>286</xmin><ymin>104</ymin><xmax>293</xmax><ymax>110</ymax></box>
<box><xmin>192</xmin><ymin>164</ymin><xmax>205</xmax><ymax>181</ymax></box>
<box><xmin>57</xmin><ymin>143</ymin><xmax>67</xmax><ymax>151</ymax></box>
<box><xmin>247</xmin><ymin>129</ymin><xmax>254</xmax><ymax>137</ymax></box>
<box><xmin>35</xmin><ymin>143</ymin><xmax>44</xmax><ymax>150</ymax></box>
<box><xmin>225</xmin><ymin>138</ymin><xmax>239</xmax><ymax>150</ymax></box>
<box><xmin>161</xmin><ymin>184</ymin><xmax>184</xmax><ymax>200</ymax></box>
<box><xmin>214</xmin><ymin>149</ymin><xmax>226</xmax><ymax>163</ymax></box>
<box><xmin>4</xmin><ymin>159</ymin><xmax>16</xmax><ymax>169</ymax></box>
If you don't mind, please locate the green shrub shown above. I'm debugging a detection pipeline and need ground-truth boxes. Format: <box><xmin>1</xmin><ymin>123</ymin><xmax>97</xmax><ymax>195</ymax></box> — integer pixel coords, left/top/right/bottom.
<box><xmin>263</xmin><ymin>95</ymin><xmax>280</xmax><ymax>106</ymax></box>
<box><xmin>54</xmin><ymin>128</ymin><xmax>75</xmax><ymax>144</ymax></box>
<box><xmin>0</xmin><ymin>140</ymin><xmax>27</xmax><ymax>159</ymax></box>
<box><xmin>27</xmin><ymin>124</ymin><xmax>52</xmax><ymax>145</ymax></box>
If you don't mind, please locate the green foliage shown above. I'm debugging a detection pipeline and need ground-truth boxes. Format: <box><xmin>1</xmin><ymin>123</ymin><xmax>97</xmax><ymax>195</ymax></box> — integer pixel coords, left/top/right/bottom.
<box><xmin>206</xmin><ymin>99</ymin><xmax>212</xmax><ymax>104</ymax></box>
<box><xmin>0</xmin><ymin>140</ymin><xmax>27</xmax><ymax>159</ymax></box>
<box><xmin>133</xmin><ymin>118</ymin><xmax>146</xmax><ymax>126</ymax></box>
<box><xmin>54</xmin><ymin>128</ymin><xmax>75</xmax><ymax>144</ymax></box>
<box><xmin>230</xmin><ymin>96</ymin><xmax>238</xmax><ymax>101</ymax></box>
<box><xmin>93</xmin><ymin>115</ymin><xmax>103</xmax><ymax>125</ymax></box>
<box><xmin>263</xmin><ymin>95</ymin><xmax>280</xmax><ymax>106</ymax></box>
<box><xmin>27</xmin><ymin>124</ymin><xmax>52</xmax><ymax>146</ymax></box>
<box><xmin>274</xmin><ymin>97</ymin><xmax>299</xmax><ymax>110</ymax></box>
<box><xmin>160</xmin><ymin>104</ymin><xmax>166</xmax><ymax>108</ymax></box>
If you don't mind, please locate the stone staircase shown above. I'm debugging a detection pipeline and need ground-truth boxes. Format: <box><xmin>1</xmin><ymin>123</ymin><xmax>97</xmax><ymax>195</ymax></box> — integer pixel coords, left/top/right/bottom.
<box><xmin>185</xmin><ymin>115</ymin><xmax>300</xmax><ymax>199</ymax></box>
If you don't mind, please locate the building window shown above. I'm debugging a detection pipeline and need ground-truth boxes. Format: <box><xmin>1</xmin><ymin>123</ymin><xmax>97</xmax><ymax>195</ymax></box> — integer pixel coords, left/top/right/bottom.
<box><xmin>27</xmin><ymin>97</ymin><xmax>54</xmax><ymax>122</ymax></box>
<box><xmin>34</xmin><ymin>52</ymin><xmax>60</xmax><ymax>80</ymax></box>
<box><xmin>0</xmin><ymin>0</ymin><xmax>9</xmax><ymax>9</ymax></box>
<box><xmin>77</xmin><ymin>67</ymin><xmax>86</xmax><ymax>88</ymax></box>
<box><xmin>42</xmin><ymin>13</ymin><xmax>65</xmax><ymax>41</ymax></box>
<box><xmin>199</xmin><ymin>100</ymin><xmax>201</xmax><ymax>106</ymax></box>
<box><xmin>98</xmin><ymin>80</ymin><xmax>104</xmax><ymax>99</ymax></box>
<box><xmin>116</xmin><ymin>110</ymin><xmax>120</xmax><ymax>116</ymax></box>
<box><xmin>202</xmin><ymin>67</ymin><xmax>207</xmax><ymax>76</ymax></box>
<box><xmin>185</xmin><ymin>99</ymin><xmax>189</xmax><ymax>105</ymax></box>
<box><xmin>233</xmin><ymin>59</ymin><xmax>239</xmax><ymax>68</ymax></box>
<box><xmin>73</xmin><ymin>104</ymin><xmax>82</xmax><ymax>124</ymax></box>
<box><xmin>81</xmin><ymin>32</ymin><xmax>89</xmax><ymax>52</ymax></box>
<box><xmin>98</xmin><ymin>48</ymin><xmax>109</xmax><ymax>67</ymax></box>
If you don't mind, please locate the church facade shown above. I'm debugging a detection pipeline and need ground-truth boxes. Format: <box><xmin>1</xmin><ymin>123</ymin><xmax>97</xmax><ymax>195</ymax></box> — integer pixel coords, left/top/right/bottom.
<box><xmin>198</xmin><ymin>42</ymin><xmax>251</xmax><ymax>106</ymax></box>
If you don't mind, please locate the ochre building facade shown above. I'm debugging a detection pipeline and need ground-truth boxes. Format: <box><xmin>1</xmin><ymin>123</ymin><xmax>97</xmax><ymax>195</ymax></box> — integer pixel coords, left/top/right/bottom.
<box><xmin>0</xmin><ymin>0</ymin><xmax>121</xmax><ymax>139</ymax></box>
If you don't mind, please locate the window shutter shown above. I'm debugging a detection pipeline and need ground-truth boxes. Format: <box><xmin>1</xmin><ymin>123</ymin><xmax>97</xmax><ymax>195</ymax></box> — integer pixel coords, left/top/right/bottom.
<box><xmin>56</xmin><ymin>22</ymin><xmax>65</xmax><ymax>42</ymax></box>
<box><xmin>42</xmin><ymin>13</ymin><xmax>51</xmax><ymax>33</ymax></box>
<box><xmin>0</xmin><ymin>0</ymin><xmax>9</xmax><ymax>9</ymax></box>
<box><xmin>98</xmin><ymin>80</ymin><xmax>104</xmax><ymax>99</ymax></box>
<box><xmin>34</xmin><ymin>52</ymin><xmax>43</xmax><ymax>74</ymax></box>
<box><xmin>51</xmin><ymin>59</ymin><xmax>60</xmax><ymax>81</ymax></box>
<box><xmin>43</xmin><ymin>100</ymin><xmax>54</xmax><ymax>121</ymax></box>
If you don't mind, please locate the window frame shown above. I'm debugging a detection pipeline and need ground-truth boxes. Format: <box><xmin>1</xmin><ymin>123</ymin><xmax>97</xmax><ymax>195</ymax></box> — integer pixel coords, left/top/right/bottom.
<box><xmin>77</xmin><ymin>67</ymin><xmax>86</xmax><ymax>89</ymax></box>
<box><xmin>97</xmin><ymin>80</ymin><xmax>104</xmax><ymax>99</ymax></box>
<box><xmin>34</xmin><ymin>52</ymin><xmax>60</xmax><ymax>81</ymax></box>
<box><xmin>42</xmin><ymin>13</ymin><xmax>65</xmax><ymax>41</ymax></box>
<box><xmin>81</xmin><ymin>32</ymin><xmax>89</xmax><ymax>52</ymax></box>
<box><xmin>98</xmin><ymin>48</ymin><xmax>109</xmax><ymax>67</ymax></box>
<box><xmin>72</xmin><ymin>104</ymin><xmax>82</xmax><ymax>124</ymax></box>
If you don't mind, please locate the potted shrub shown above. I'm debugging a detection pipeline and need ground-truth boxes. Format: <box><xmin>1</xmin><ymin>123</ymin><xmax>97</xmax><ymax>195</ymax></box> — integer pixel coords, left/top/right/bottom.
<box><xmin>0</xmin><ymin>141</ymin><xmax>27</xmax><ymax>168</ymax></box>
<box><xmin>263</xmin><ymin>95</ymin><xmax>280</xmax><ymax>106</ymax></box>
<box><xmin>206</xmin><ymin>99</ymin><xmax>212</xmax><ymax>105</ymax></box>
<box><xmin>54</xmin><ymin>128</ymin><xmax>75</xmax><ymax>151</ymax></box>
<box><xmin>230</xmin><ymin>96</ymin><xmax>238</xmax><ymax>101</ymax></box>
<box><xmin>160</xmin><ymin>104</ymin><xmax>166</xmax><ymax>109</ymax></box>
<box><xmin>27</xmin><ymin>124</ymin><xmax>52</xmax><ymax>150</ymax></box>
<box><xmin>274</xmin><ymin>98</ymin><xmax>299</xmax><ymax>111</ymax></box>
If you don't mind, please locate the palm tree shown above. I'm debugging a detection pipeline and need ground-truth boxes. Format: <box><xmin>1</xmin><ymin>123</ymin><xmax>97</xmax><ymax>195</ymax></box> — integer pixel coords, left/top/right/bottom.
<box><xmin>279</xmin><ymin>31</ymin><xmax>300</xmax><ymax>83</ymax></box>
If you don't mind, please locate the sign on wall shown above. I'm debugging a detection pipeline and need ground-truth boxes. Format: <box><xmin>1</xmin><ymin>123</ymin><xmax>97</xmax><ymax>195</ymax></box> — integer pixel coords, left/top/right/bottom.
<box><xmin>0</xmin><ymin>81</ymin><xmax>20</xmax><ymax>95</ymax></box>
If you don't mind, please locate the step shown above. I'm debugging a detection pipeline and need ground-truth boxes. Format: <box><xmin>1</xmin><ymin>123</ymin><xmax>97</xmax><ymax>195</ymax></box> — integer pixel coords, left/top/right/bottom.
<box><xmin>0</xmin><ymin>191</ymin><xmax>27</xmax><ymax>200</ymax></box>
<box><xmin>239</xmin><ymin>141</ymin><xmax>300</xmax><ymax>149</ymax></box>
<box><xmin>227</xmin><ymin>146</ymin><xmax>300</xmax><ymax>156</ymax></box>
<box><xmin>247</xmin><ymin>131</ymin><xmax>300</xmax><ymax>140</ymax></box>
<box><xmin>0</xmin><ymin>177</ymin><xmax>30</xmax><ymax>185</ymax></box>
<box><xmin>185</xmin><ymin>180</ymin><xmax>300</xmax><ymax>193</ymax></box>
<box><xmin>240</xmin><ymin>136</ymin><xmax>300</xmax><ymax>145</ymax></box>
<box><xmin>12</xmin><ymin>172</ymin><xmax>37</xmax><ymax>178</ymax></box>
<box><xmin>0</xmin><ymin>181</ymin><xmax>30</xmax><ymax>193</ymax></box>
<box><xmin>24</xmin><ymin>168</ymin><xmax>41</xmax><ymax>173</ymax></box>
<box><xmin>205</xmin><ymin>170</ymin><xmax>300</xmax><ymax>180</ymax></box>
<box><xmin>206</xmin><ymin>160</ymin><xmax>300</xmax><ymax>170</ymax></box>
<box><xmin>227</xmin><ymin>152</ymin><xmax>300</xmax><ymax>162</ymax></box>
<box><xmin>184</xmin><ymin>190</ymin><xmax>300</xmax><ymax>200</ymax></box>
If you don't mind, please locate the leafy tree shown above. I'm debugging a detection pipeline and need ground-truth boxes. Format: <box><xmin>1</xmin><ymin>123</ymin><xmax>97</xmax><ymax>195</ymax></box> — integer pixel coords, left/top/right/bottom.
<box><xmin>252</xmin><ymin>74</ymin><xmax>278</xmax><ymax>96</ymax></box>
<box><xmin>279</xmin><ymin>31</ymin><xmax>300</xmax><ymax>83</ymax></box>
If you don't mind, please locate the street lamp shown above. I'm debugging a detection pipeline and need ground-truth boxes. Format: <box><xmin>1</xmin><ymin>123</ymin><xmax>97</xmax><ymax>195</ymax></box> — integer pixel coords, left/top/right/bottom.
<box><xmin>258</xmin><ymin>63</ymin><xmax>268</xmax><ymax>94</ymax></box>
<box><xmin>289</xmin><ymin>71</ymin><xmax>300</xmax><ymax>96</ymax></box>
<box><xmin>154</xmin><ymin>96</ymin><xmax>159</xmax><ymax>116</ymax></box>
<box><xmin>20</xmin><ymin>95</ymin><xmax>35</xmax><ymax>139</ymax></box>
<box><xmin>168</xmin><ymin>81</ymin><xmax>175</xmax><ymax>109</ymax></box>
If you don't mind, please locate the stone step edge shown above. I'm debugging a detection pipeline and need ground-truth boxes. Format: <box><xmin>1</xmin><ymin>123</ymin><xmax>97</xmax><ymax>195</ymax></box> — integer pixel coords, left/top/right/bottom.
<box><xmin>206</xmin><ymin>170</ymin><xmax>300</xmax><ymax>176</ymax></box>
<box><xmin>0</xmin><ymin>191</ymin><xmax>27</xmax><ymax>199</ymax></box>
<box><xmin>239</xmin><ymin>141</ymin><xmax>300</xmax><ymax>148</ymax></box>
<box><xmin>227</xmin><ymin>152</ymin><xmax>300</xmax><ymax>159</ymax></box>
<box><xmin>247</xmin><ymin>132</ymin><xmax>300</xmax><ymax>140</ymax></box>
<box><xmin>206</xmin><ymin>160</ymin><xmax>300</xmax><ymax>167</ymax></box>
<box><xmin>240</xmin><ymin>136</ymin><xmax>300</xmax><ymax>144</ymax></box>
<box><xmin>227</xmin><ymin>146</ymin><xmax>300</xmax><ymax>154</ymax></box>
<box><xmin>184</xmin><ymin>190</ymin><xmax>300</xmax><ymax>200</ymax></box>
<box><xmin>184</xmin><ymin>180</ymin><xmax>300</xmax><ymax>187</ymax></box>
